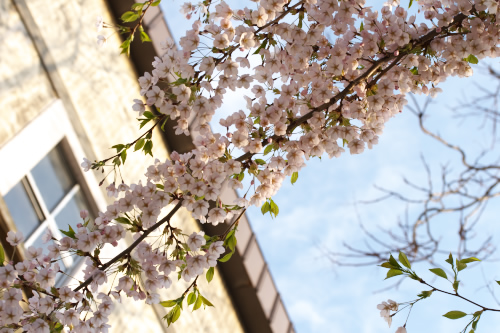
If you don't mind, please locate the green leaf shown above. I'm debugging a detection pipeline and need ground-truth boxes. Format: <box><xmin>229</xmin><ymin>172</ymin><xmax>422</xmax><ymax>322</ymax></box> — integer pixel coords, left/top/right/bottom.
<box><xmin>457</xmin><ymin>261</ymin><xmax>467</xmax><ymax>272</ymax></box>
<box><xmin>453</xmin><ymin>280</ymin><xmax>460</xmax><ymax>292</ymax></box>
<box><xmin>187</xmin><ymin>292</ymin><xmax>196</xmax><ymax>305</ymax></box>
<box><xmin>131</xmin><ymin>3</ymin><xmax>144</xmax><ymax>10</ymax></box>
<box><xmin>60</xmin><ymin>225</ymin><xmax>76</xmax><ymax>239</ymax></box>
<box><xmin>255</xmin><ymin>159</ymin><xmax>266</xmax><ymax>165</ymax></box>
<box><xmin>115</xmin><ymin>217</ymin><xmax>132</xmax><ymax>225</ymax></box>
<box><xmin>206</xmin><ymin>267</ymin><xmax>214</xmax><ymax>283</ymax></box>
<box><xmin>151</xmin><ymin>0</ymin><xmax>161</xmax><ymax>6</ymax></box>
<box><xmin>388</xmin><ymin>254</ymin><xmax>402</xmax><ymax>269</ymax></box>
<box><xmin>140</xmin><ymin>29</ymin><xmax>151</xmax><ymax>42</ymax></box>
<box><xmin>193</xmin><ymin>296</ymin><xmax>202</xmax><ymax>311</ymax></box>
<box><xmin>120</xmin><ymin>149</ymin><xmax>127</xmax><ymax>164</ymax></box>
<box><xmin>253</xmin><ymin>39</ymin><xmax>268</xmax><ymax>55</ymax></box>
<box><xmin>409</xmin><ymin>0</ymin><xmax>413</xmax><ymax>8</ymax></box>
<box><xmin>445</xmin><ymin>253</ymin><xmax>454</xmax><ymax>267</ymax></box>
<box><xmin>459</xmin><ymin>257</ymin><xmax>480</xmax><ymax>264</ymax></box>
<box><xmin>496</xmin><ymin>281</ymin><xmax>500</xmax><ymax>286</ymax></box>
<box><xmin>160</xmin><ymin>300</ymin><xmax>177</xmax><ymax>307</ymax></box>
<box><xmin>466</xmin><ymin>54</ymin><xmax>479</xmax><ymax>64</ymax></box>
<box><xmin>200</xmin><ymin>295</ymin><xmax>214</xmax><ymax>308</ymax></box>
<box><xmin>385</xmin><ymin>269</ymin><xmax>403</xmax><ymax>279</ymax></box>
<box><xmin>443</xmin><ymin>311</ymin><xmax>467</xmax><ymax>319</ymax></box>
<box><xmin>226</xmin><ymin>234</ymin><xmax>237</xmax><ymax>252</ymax></box>
<box><xmin>298</xmin><ymin>11</ymin><xmax>304</xmax><ymax>29</ymax></box>
<box><xmin>261</xmin><ymin>201</ymin><xmax>270</xmax><ymax>215</ymax></box>
<box><xmin>171</xmin><ymin>305</ymin><xmax>181</xmax><ymax>324</ymax></box>
<box><xmin>218</xmin><ymin>251</ymin><xmax>233</xmax><ymax>262</ymax></box>
<box><xmin>380</xmin><ymin>262</ymin><xmax>397</xmax><ymax>269</ymax></box>
<box><xmin>143</xmin><ymin>111</ymin><xmax>155</xmax><ymax>119</ymax></box>
<box><xmin>111</xmin><ymin>144</ymin><xmax>126</xmax><ymax>153</ymax></box>
<box><xmin>359</xmin><ymin>22</ymin><xmax>364</xmax><ymax>32</ymax></box>
<box><xmin>134</xmin><ymin>138</ymin><xmax>146</xmax><ymax>151</ymax></box>
<box><xmin>263</xmin><ymin>144</ymin><xmax>274</xmax><ymax>156</ymax></box>
<box><xmin>398</xmin><ymin>251</ymin><xmax>411</xmax><ymax>269</ymax></box>
<box><xmin>120</xmin><ymin>38</ymin><xmax>131</xmax><ymax>56</ymax></box>
<box><xmin>429</xmin><ymin>268</ymin><xmax>448</xmax><ymax>280</ymax></box>
<box><xmin>291</xmin><ymin>172</ymin><xmax>299</xmax><ymax>185</ymax></box>
<box><xmin>0</xmin><ymin>242</ymin><xmax>5</xmax><ymax>266</ymax></box>
<box><xmin>269</xmin><ymin>199</ymin><xmax>279</xmax><ymax>218</ymax></box>
<box><xmin>121</xmin><ymin>11</ymin><xmax>139</xmax><ymax>22</ymax></box>
<box><xmin>417</xmin><ymin>290</ymin><xmax>433</xmax><ymax>299</ymax></box>
<box><xmin>144</xmin><ymin>140</ymin><xmax>153</xmax><ymax>157</ymax></box>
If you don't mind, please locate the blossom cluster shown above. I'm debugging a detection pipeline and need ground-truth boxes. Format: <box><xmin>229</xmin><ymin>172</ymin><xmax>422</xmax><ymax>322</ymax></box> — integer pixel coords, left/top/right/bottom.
<box><xmin>2</xmin><ymin>0</ymin><xmax>500</xmax><ymax>331</ymax></box>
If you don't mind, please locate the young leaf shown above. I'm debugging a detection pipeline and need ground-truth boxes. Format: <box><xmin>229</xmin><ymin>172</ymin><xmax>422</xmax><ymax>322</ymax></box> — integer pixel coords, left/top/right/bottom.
<box><xmin>0</xmin><ymin>242</ymin><xmax>5</xmax><ymax>266</ymax></box>
<box><xmin>385</xmin><ymin>269</ymin><xmax>403</xmax><ymax>279</ymax></box>
<box><xmin>160</xmin><ymin>300</ymin><xmax>177</xmax><ymax>307</ymax></box>
<box><xmin>134</xmin><ymin>138</ymin><xmax>146</xmax><ymax>151</ymax></box>
<box><xmin>120</xmin><ymin>149</ymin><xmax>127</xmax><ymax>164</ymax></box>
<box><xmin>443</xmin><ymin>311</ymin><xmax>467</xmax><ymax>319</ymax></box>
<box><xmin>171</xmin><ymin>305</ymin><xmax>181</xmax><ymax>324</ymax></box>
<box><xmin>269</xmin><ymin>199</ymin><xmax>279</xmax><ymax>218</ymax></box>
<box><xmin>466</xmin><ymin>54</ymin><xmax>479</xmax><ymax>64</ymax></box>
<box><xmin>291</xmin><ymin>172</ymin><xmax>299</xmax><ymax>184</ymax></box>
<box><xmin>263</xmin><ymin>144</ymin><xmax>274</xmax><ymax>156</ymax></box>
<box><xmin>206</xmin><ymin>267</ymin><xmax>214</xmax><ymax>283</ymax></box>
<box><xmin>218</xmin><ymin>251</ymin><xmax>234</xmax><ymax>262</ymax></box>
<box><xmin>429</xmin><ymin>268</ymin><xmax>448</xmax><ymax>280</ymax></box>
<box><xmin>200</xmin><ymin>295</ymin><xmax>214</xmax><ymax>308</ymax></box>
<box><xmin>121</xmin><ymin>11</ymin><xmax>139</xmax><ymax>22</ymax></box>
<box><xmin>226</xmin><ymin>234</ymin><xmax>237</xmax><ymax>252</ymax></box>
<box><xmin>456</xmin><ymin>261</ymin><xmax>467</xmax><ymax>272</ymax></box>
<box><xmin>417</xmin><ymin>290</ymin><xmax>433</xmax><ymax>298</ymax></box>
<box><xmin>187</xmin><ymin>292</ymin><xmax>196</xmax><ymax>306</ymax></box>
<box><xmin>459</xmin><ymin>257</ymin><xmax>480</xmax><ymax>264</ymax></box>
<box><xmin>388</xmin><ymin>254</ymin><xmax>402</xmax><ymax>269</ymax></box>
<box><xmin>453</xmin><ymin>280</ymin><xmax>460</xmax><ymax>292</ymax></box>
<box><xmin>445</xmin><ymin>253</ymin><xmax>454</xmax><ymax>268</ymax></box>
<box><xmin>398</xmin><ymin>251</ymin><xmax>411</xmax><ymax>269</ymax></box>
<box><xmin>193</xmin><ymin>295</ymin><xmax>202</xmax><ymax>311</ymax></box>
<box><xmin>261</xmin><ymin>201</ymin><xmax>270</xmax><ymax>215</ymax></box>
<box><xmin>60</xmin><ymin>225</ymin><xmax>76</xmax><ymax>239</ymax></box>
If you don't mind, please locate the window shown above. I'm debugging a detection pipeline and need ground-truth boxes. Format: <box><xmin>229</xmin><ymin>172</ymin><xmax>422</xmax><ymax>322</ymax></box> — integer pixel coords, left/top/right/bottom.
<box><xmin>3</xmin><ymin>144</ymin><xmax>90</xmax><ymax>270</ymax></box>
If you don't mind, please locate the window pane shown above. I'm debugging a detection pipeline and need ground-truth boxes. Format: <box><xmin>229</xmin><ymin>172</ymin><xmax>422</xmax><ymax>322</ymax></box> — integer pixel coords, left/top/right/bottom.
<box><xmin>54</xmin><ymin>190</ymin><xmax>88</xmax><ymax>231</ymax></box>
<box><xmin>31</xmin><ymin>146</ymin><xmax>76</xmax><ymax>211</ymax></box>
<box><xmin>4</xmin><ymin>181</ymin><xmax>42</xmax><ymax>237</ymax></box>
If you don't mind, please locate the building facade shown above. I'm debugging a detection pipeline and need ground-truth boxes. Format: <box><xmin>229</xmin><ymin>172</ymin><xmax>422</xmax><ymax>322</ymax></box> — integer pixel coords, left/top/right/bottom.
<box><xmin>0</xmin><ymin>0</ymin><xmax>294</xmax><ymax>332</ymax></box>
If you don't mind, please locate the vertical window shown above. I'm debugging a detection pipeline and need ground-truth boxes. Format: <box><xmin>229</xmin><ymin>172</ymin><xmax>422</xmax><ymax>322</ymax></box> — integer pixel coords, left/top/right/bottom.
<box><xmin>3</xmin><ymin>143</ymin><xmax>90</xmax><ymax>270</ymax></box>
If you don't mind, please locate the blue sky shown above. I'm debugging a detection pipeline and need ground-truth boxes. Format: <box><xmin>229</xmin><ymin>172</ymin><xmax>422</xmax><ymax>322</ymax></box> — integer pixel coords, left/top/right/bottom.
<box><xmin>161</xmin><ymin>3</ymin><xmax>500</xmax><ymax>332</ymax></box>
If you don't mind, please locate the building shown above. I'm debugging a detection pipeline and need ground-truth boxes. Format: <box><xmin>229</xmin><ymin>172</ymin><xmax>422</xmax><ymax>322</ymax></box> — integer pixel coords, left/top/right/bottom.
<box><xmin>0</xmin><ymin>0</ymin><xmax>294</xmax><ymax>332</ymax></box>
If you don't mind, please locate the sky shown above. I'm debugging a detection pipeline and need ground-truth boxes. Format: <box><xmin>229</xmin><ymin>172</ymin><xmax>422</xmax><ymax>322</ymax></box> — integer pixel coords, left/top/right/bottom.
<box><xmin>160</xmin><ymin>2</ymin><xmax>500</xmax><ymax>332</ymax></box>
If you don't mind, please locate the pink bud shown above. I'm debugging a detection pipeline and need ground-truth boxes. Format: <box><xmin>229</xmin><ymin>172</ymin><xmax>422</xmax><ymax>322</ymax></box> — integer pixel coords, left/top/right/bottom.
<box><xmin>111</xmin><ymin>241</ymin><xmax>118</xmax><ymax>247</ymax></box>
<box><xmin>436</xmin><ymin>27</ymin><xmax>441</xmax><ymax>33</ymax></box>
<box><xmin>394</xmin><ymin>50</ymin><xmax>399</xmax><ymax>56</ymax></box>
<box><xmin>80</xmin><ymin>209</ymin><xmax>89</xmax><ymax>219</ymax></box>
<box><xmin>77</xmin><ymin>223</ymin><xmax>83</xmax><ymax>228</ymax></box>
<box><xmin>227</xmin><ymin>132</ymin><xmax>232</xmax><ymax>138</ymax></box>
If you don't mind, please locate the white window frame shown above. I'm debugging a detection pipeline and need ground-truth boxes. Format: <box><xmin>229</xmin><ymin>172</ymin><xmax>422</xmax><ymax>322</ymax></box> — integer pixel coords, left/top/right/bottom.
<box><xmin>0</xmin><ymin>99</ymin><xmax>107</xmax><ymax>269</ymax></box>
